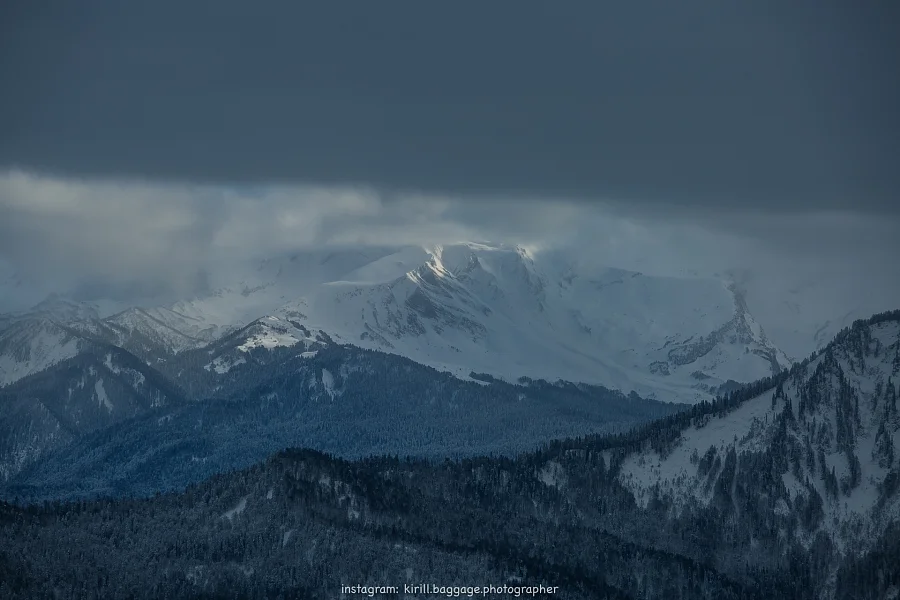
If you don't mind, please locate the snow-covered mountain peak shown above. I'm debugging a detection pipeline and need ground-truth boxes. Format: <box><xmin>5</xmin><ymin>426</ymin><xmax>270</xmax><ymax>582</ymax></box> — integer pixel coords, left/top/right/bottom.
<box><xmin>198</xmin><ymin>312</ymin><xmax>334</xmax><ymax>375</ymax></box>
<box><xmin>1</xmin><ymin>241</ymin><xmax>854</xmax><ymax>403</ymax></box>
<box><xmin>424</xmin><ymin>242</ymin><xmax>547</xmax><ymax>304</ymax></box>
<box><xmin>217</xmin><ymin>244</ymin><xmax>789</xmax><ymax>403</ymax></box>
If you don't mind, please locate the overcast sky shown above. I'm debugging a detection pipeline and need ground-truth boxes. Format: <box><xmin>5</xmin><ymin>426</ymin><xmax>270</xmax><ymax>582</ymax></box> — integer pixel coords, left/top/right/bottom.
<box><xmin>0</xmin><ymin>1</ymin><xmax>898</xmax><ymax>310</ymax></box>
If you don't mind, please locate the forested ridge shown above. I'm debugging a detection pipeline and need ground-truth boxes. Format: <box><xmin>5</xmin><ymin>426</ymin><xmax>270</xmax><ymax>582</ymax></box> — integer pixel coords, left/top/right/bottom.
<box><xmin>2</xmin><ymin>340</ymin><xmax>680</xmax><ymax>502</ymax></box>
<box><xmin>0</xmin><ymin>446</ymin><xmax>788</xmax><ymax>599</ymax></box>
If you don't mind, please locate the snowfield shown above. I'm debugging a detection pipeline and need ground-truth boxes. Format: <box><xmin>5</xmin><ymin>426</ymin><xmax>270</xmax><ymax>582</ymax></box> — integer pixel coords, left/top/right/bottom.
<box><xmin>1</xmin><ymin>243</ymin><xmax>796</xmax><ymax>402</ymax></box>
<box><xmin>247</xmin><ymin>243</ymin><xmax>792</xmax><ymax>402</ymax></box>
<box><xmin>0</xmin><ymin>242</ymin><xmax>847</xmax><ymax>403</ymax></box>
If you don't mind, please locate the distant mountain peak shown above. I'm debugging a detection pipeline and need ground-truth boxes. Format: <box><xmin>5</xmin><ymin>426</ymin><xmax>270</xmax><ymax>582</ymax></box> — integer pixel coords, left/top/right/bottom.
<box><xmin>2</xmin><ymin>242</ymin><xmax>873</xmax><ymax>404</ymax></box>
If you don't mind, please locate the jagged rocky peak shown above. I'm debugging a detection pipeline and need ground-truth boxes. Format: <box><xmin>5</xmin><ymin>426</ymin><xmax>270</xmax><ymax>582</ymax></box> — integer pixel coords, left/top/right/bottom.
<box><xmin>427</xmin><ymin>241</ymin><xmax>530</xmax><ymax>274</ymax></box>
<box><xmin>429</xmin><ymin>243</ymin><xmax>482</xmax><ymax>276</ymax></box>
<box><xmin>424</xmin><ymin>242</ymin><xmax>546</xmax><ymax>300</ymax></box>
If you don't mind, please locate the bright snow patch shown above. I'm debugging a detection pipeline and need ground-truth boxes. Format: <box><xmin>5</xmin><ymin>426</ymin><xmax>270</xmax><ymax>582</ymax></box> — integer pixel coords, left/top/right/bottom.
<box><xmin>281</xmin><ymin>529</ymin><xmax>294</xmax><ymax>547</ymax></box>
<box><xmin>237</xmin><ymin>329</ymin><xmax>300</xmax><ymax>351</ymax></box>
<box><xmin>538</xmin><ymin>461</ymin><xmax>567</xmax><ymax>490</ymax></box>
<box><xmin>321</xmin><ymin>368</ymin><xmax>335</xmax><ymax>397</ymax></box>
<box><xmin>95</xmin><ymin>379</ymin><xmax>113</xmax><ymax>412</ymax></box>
<box><xmin>222</xmin><ymin>496</ymin><xmax>248</xmax><ymax>521</ymax></box>
<box><xmin>205</xmin><ymin>355</ymin><xmax>247</xmax><ymax>374</ymax></box>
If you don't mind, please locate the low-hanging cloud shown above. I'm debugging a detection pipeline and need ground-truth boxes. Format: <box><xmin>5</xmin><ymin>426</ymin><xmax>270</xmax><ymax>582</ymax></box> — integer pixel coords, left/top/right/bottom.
<box><xmin>1</xmin><ymin>170</ymin><xmax>898</xmax><ymax>316</ymax></box>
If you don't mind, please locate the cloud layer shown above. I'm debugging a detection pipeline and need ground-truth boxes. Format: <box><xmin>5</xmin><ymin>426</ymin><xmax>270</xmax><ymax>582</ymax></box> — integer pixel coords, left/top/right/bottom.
<box><xmin>2</xmin><ymin>170</ymin><xmax>897</xmax><ymax>314</ymax></box>
<box><xmin>1</xmin><ymin>3</ymin><xmax>897</xmax><ymax>322</ymax></box>
<box><xmin>1</xmin><ymin>1</ymin><xmax>897</xmax><ymax>212</ymax></box>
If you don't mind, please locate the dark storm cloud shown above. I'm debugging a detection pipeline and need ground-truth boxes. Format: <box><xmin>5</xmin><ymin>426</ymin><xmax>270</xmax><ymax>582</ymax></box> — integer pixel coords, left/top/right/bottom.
<box><xmin>1</xmin><ymin>1</ymin><xmax>897</xmax><ymax>213</ymax></box>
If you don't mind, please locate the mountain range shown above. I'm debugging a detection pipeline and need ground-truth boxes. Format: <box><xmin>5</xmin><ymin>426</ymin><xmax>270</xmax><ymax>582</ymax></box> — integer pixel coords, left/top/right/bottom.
<box><xmin>0</xmin><ymin>241</ymin><xmax>813</xmax><ymax>487</ymax></box>
<box><xmin>2</xmin><ymin>310</ymin><xmax>898</xmax><ymax>599</ymax></box>
<box><xmin>2</xmin><ymin>242</ymin><xmax>805</xmax><ymax>401</ymax></box>
<box><xmin>1</xmin><ymin>242</ymin><xmax>898</xmax><ymax>598</ymax></box>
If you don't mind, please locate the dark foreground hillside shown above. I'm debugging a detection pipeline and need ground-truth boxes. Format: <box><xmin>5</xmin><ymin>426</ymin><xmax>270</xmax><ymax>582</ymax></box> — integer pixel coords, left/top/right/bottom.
<box><xmin>3</xmin><ymin>437</ymin><xmax>896</xmax><ymax>600</ymax></box>
<box><xmin>0</xmin><ymin>447</ymin><xmax>783</xmax><ymax>600</ymax></box>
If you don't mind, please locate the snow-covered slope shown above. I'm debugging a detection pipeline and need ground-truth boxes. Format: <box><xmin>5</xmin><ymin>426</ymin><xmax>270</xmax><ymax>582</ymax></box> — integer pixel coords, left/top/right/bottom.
<box><xmin>2</xmin><ymin>243</ymin><xmax>797</xmax><ymax>402</ymax></box>
<box><xmin>0</xmin><ymin>346</ymin><xmax>187</xmax><ymax>481</ymax></box>
<box><xmin>618</xmin><ymin>312</ymin><xmax>900</xmax><ymax>560</ymax></box>
<box><xmin>0</xmin><ymin>318</ymin><xmax>85</xmax><ymax>387</ymax></box>
<box><xmin>99</xmin><ymin>247</ymin><xmax>416</xmax><ymax>353</ymax></box>
<box><xmin>200</xmin><ymin>311</ymin><xmax>333</xmax><ymax>376</ymax></box>
<box><xmin>0</xmin><ymin>249</ymin><xmax>388</xmax><ymax>369</ymax></box>
<box><xmin>238</xmin><ymin>243</ymin><xmax>790</xmax><ymax>403</ymax></box>
<box><xmin>101</xmin><ymin>307</ymin><xmax>214</xmax><ymax>354</ymax></box>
